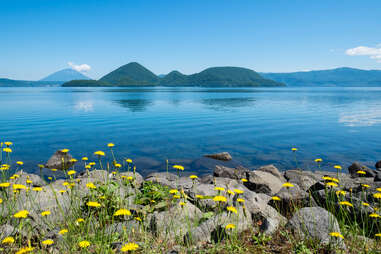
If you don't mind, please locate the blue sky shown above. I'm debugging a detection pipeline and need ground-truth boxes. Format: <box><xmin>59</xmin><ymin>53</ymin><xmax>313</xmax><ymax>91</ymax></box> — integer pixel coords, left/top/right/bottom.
<box><xmin>1</xmin><ymin>0</ymin><xmax>381</xmax><ymax>80</ymax></box>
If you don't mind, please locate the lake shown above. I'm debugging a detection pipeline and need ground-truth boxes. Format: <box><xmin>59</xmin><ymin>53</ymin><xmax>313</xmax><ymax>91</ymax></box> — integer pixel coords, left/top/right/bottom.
<box><xmin>1</xmin><ymin>87</ymin><xmax>381</xmax><ymax>176</ymax></box>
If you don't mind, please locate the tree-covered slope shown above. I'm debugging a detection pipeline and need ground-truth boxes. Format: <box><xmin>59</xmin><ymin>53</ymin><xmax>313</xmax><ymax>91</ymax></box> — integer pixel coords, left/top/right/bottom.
<box><xmin>261</xmin><ymin>67</ymin><xmax>381</xmax><ymax>86</ymax></box>
<box><xmin>99</xmin><ymin>62</ymin><xmax>159</xmax><ymax>86</ymax></box>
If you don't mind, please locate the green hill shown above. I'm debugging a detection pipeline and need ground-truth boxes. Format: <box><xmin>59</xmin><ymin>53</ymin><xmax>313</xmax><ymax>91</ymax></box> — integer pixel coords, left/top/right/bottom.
<box><xmin>63</xmin><ymin>62</ymin><xmax>284</xmax><ymax>87</ymax></box>
<box><xmin>99</xmin><ymin>62</ymin><xmax>159</xmax><ymax>86</ymax></box>
<box><xmin>0</xmin><ymin>78</ymin><xmax>62</xmax><ymax>87</ymax></box>
<box><xmin>261</xmin><ymin>67</ymin><xmax>381</xmax><ymax>86</ymax></box>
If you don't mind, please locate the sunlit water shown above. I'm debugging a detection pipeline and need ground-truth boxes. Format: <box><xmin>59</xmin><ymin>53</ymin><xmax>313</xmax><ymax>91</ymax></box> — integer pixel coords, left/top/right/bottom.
<box><xmin>1</xmin><ymin>87</ymin><xmax>381</xmax><ymax>176</ymax></box>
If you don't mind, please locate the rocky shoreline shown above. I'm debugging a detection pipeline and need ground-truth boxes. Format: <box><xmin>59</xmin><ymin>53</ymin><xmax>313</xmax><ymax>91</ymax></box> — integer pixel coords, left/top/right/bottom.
<box><xmin>1</xmin><ymin>149</ymin><xmax>381</xmax><ymax>252</ymax></box>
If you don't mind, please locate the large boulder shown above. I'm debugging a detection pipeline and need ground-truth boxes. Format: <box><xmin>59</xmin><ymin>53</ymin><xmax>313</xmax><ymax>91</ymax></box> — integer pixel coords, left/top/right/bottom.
<box><xmin>375</xmin><ymin>160</ymin><xmax>381</xmax><ymax>170</ymax></box>
<box><xmin>149</xmin><ymin>202</ymin><xmax>203</xmax><ymax>239</ymax></box>
<box><xmin>284</xmin><ymin>170</ymin><xmax>319</xmax><ymax>191</ymax></box>
<box><xmin>375</xmin><ymin>172</ymin><xmax>381</xmax><ymax>182</ymax></box>
<box><xmin>10</xmin><ymin>171</ymin><xmax>45</xmax><ymax>187</ymax></box>
<box><xmin>348</xmin><ymin>162</ymin><xmax>376</xmax><ymax>178</ymax></box>
<box><xmin>245</xmin><ymin>170</ymin><xmax>284</xmax><ymax>195</ymax></box>
<box><xmin>184</xmin><ymin>206</ymin><xmax>252</xmax><ymax>244</ymax></box>
<box><xmin>204</xmin><ymin>152</ymin><xmax>232</xmax><ymax>161</ymax></box>
<box><xmin>257</xmin><ymin>165</ymin><xmax>284</xmax><ymax>181</ymax></box>
<box><xmin>287</xmin><ymin>207</ymin><xmax>345</xmax><ymax>248</ymax></box>
<box><xmin>144</xmin><ymin>172</ymin><xmax>179</xmax><ymax>189</ymax></box>
<box><xmin>45</xmin><ymin>150</ymin><xmax>76</xmax><ymax>170</ymax></box>
<box><xmin>213</xmin><ymin>165</ymin><xmax>249</xmax><ymax>180</ymax></box>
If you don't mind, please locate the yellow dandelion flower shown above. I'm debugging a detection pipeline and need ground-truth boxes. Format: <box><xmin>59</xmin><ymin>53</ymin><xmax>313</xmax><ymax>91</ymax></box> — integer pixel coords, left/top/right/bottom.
<box><xmin>135</xmin><ymin>217</ymin><xmax>142</xmax><ymax>222</ymax></box>
<box><xmin>373</xmin><ymin>193</ymin><xmax>381</xmax><ymax>199</ymax></box>
<box><xmin>370</xmin><ymin>213</ymin><xmax>381</xmax><ymax>218</ymax></box>
<box><xmin>314</xmin><ymin>158</ymin><xmax>323</xmax><ymax>162</ymax></box>
<box><xmin>334</xmin><ymin>165</ymin><xmax>342</xmax><ymax>170</ymax></box>
<box><xmin>339</xmin><ymin>201</ymin><xmax>353</xmax><ymax>207</ymax></box>
<box><xmin>329</xmin><ymin>232</ymin><xmax>344</xmax><ymax>239</ymax></box>
<box><xmin>4</xmin><ymin>141</ymin><xmax>13</xmax><ymax>146</ymax></box>
<box><xmin>0</xmin><ymin>198</ymin><xmax>2</xmax><ymax>204</ymax></box>
<box><xmin>3</xmin><ymin>148</ymin><xmax>12</xmax><ymax>153</ymax></box>
<box><xmin>76</xmin><ymin>218</ymin><xmax>85</xmax><ymax>223</ymax></box>
<box><xmin>272</xmin><ymin>196</ymin><xmax>281</xmax><ymax>201</ymax></box>
<box><xmin>227</xmin><ymin>206</ymin><xmax>238</xmax><ymax>214</ymax></box>
<box><xmin>375</xmin><ymin>233</ymin><xmax>381</xmax><ymax>237</ymax></box>
<box><xmin>233</xmin><ymin>189</ymin><xmax>244</xmax><ymax>194</ymax></box>
<box><xmin>0</xmin><ymin>182</ymin><xmax>11</xmax><ymax>188</ymax></box>
<box><xmin>282</xmin><ymin>182</ymin><xmax>294</xmax><ymax>188</ymax></box>
<box><xmin>173</xmin><ymin>165</ymin><xmax>184</xmax><ymax>171</ymax></box>
<box><xmin>87</xmin><ymin>201</ymin><xmax>101</xmax><ymax>207</ymax></box>
<box><xmin>2</xmin><ymin>236</ymin><xmax>15</xmax><ymax>244</ymax></box>
<box><xmin>227</xmin><ymin>189</ymin><xmax>235</xmax><ymax>195</ymax></box>
<box><xmin>58</xmin><ymin>229</ymin><xmax>68</xmax><ymax>235</ymax></box>
<box><xmin>362</xmin><ymin>202</ymin><xmax>370</xmax><ymax>207</ymax></box>
<box><xmin>13</xmin><ymin>184</ymin><xmax>27</xmax><ymax>190</ymax></box>
<box><xmin>51</xmin><ymin>168</ymin><xmax>57</xmax><ymax>172</ymax></box>
<box><xmin>362</xmin><ymin>184</ymin><xmax>370</xmax><ymax>189</ymax></box>
<box><xmin>213</xmin><ymin>195</ymin><xmax>227</xmax><ymax>202</ymax></box>
<box><xmin>94</xmin><ymin>151</ymin><xmax>105</xmax><ymax>156</ymax></box>
<box><xmin>67</xmin><ymin>170</ymin><xmax>76</xmax><ymax>176</ymax></box>
<box><xmin>15</xmin><ymin>246</ymin><xmax>34</xmax><ymax>254</ymax></box>
<box><xmin>86</xmin><ymin>182</ymin><xmax>96</xmax><ymax>189</ymax></box>
<box><xmin>169</xmin><ymin>189</ymin><xmax>178</xmax><ymax>194</ymax></box>
<box><xmin>78</xmin><ymin>240</ymin><xmax>90</xmax><ymax>248</ymax></box>
<box><xmin>26</xmin><ymin>180</ymin><xmax>32</xmax><ymax>184</ymax></box>
<box><xmin>357</xmin><ymin>170</ymin><xmax>366</xmax><ymax>175</ymax></box>
<box><xmin>16</xmin><ymin>161</ymin><xmax>23</xmax><ymax>165</ymax></box>
<box><xmin>14</xmin><ymin>210</ymin><xmax>29</xmax><ymax>218</ymax></box>
<box><xmin>41</xmin><ymin>210</ymin><xmax>51</xmax><ymax>216</ymax></box>
<box><xmin>322</xmin><ymin>176</ymin><xmax>333</xmax><ymax>181</ymax></box>
<box><xmin>82</xmin><ymin>157</ymin><xmax>88</xmax><ymax>161</ymax></box>
<box><xmin>190</xmin><ymin>175</ymin><xmax>198</xmax><ymax>179</ymax></box>
<box><xmin>113</xmin><ymin>209</ymin><xmax>131</xmax><ymax>216</ymax></box>
<box><xmin>179</xmin><ymin>202</ymin><xmax>186</xmax><ymax>206</ymax></box>
<box><xmin>32</xmin><ymin>187</ymin><xmax>43</xmax><ymax>191</ymax></box>
<box><xmin>121</xmin><ymin>242</ymin><xmax>139</xmax><ymax>252</ymax></box>
<box><xmin>196</xmin><ymin>194</ymin><xmax>204</xmax><ymax>199</ymax></box>
<box><xmin>225</xmin><ymin>223</ymin><xmax>236</xmax><ymax>229</ymax></box>
<box><xmin>126</xmin><ymin>176</ymin><xmax>133</xmax><ymax>181</ymax></box>
<box><xmin>237</xmin><ymin>198</ymin><xmax>245</xmax><ymax>203</ymax></box>
<box><xmin>326</xmin><ymin>182</ymin><xmax>338</xmax><ymax>187</ymax></box>
<box><xmin>59</xmin><ymin>190</ymin><xmax>66</xmax><ymax>193</ymax></box>
<box><xmin>89</xmin><ymin>162</ymin><xmax>96</xmax><ymax>166</ymax></box>
<box><xmin>173</xmin><ymin>194</ymin><xmax>180</xmax><ymax>199</ymax></box>
<box><xmin>331</xmin><ymin>177</ymin><xmax>339</xmax><ymax>183</ymax></box>
<box><xmin>107</xmin><ymin>143</ymin><xmax>115</xmax><ymax>147</ymax></box>
<box><xmin>291</xmin><ymin>147</ymin><xmax>298</xmax><ymax>151</ymax></box>
<box><xmin>241</xmin><ymin>178</ymin><xmax>248</xmax><ymax>183</ymax></box>
<box><xmin>42</xmin><ymin>239</ymin><xmax>54</xmax><ymax>246</ymax></box>
<box><xmin>214</xmin><ymin>187</ymin><xmax>225</xmax><ymax>191</ymax></box>
<box><xmin>85</xmin><ymin>165</ymin><xmax>91</xmax><ymax>169</ymax></box>
<box><xmin>126</xmin><ymin>158</ymin><xmax>132</xmax><ymax>163</ymax></box>
<box><xmin>61</xmin><ymin>149</ymin><xmax>69</xmax><ymax>153</ymax></box>
<box><xmin>335</xmin><ymin>190</ymin><xmax>346</xmax><ymax>196</ymax></box>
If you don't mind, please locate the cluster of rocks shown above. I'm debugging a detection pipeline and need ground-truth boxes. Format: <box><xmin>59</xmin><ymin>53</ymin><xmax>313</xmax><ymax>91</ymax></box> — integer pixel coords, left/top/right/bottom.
<box><xmin>2</xmin><ymin>151</ymin><xmax>381</xmax><ymax>251</ymax></box>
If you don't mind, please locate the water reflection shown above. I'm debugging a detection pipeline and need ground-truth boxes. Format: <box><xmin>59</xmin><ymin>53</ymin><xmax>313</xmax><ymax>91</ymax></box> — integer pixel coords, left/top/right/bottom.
<box><xmin>339</xmin><ymin>109</ymin><xmax>381</xmax><ymax>127</ymax></box>
<box><xmin>113</xmin><ymin>99</ymin><xmax>153</xmax><ymax>112</ymax></box>
<box><xmin>201</xmin><ymin>97</ymin><xmax>256</xmax><ymax>111</ymax></box>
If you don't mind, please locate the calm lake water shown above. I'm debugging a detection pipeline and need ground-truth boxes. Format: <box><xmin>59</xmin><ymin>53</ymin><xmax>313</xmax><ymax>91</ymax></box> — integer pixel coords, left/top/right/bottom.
<box><xmin>1</xmin><ymin>87</ymin><xmax>381</xmax><ymax>176</ymax></box>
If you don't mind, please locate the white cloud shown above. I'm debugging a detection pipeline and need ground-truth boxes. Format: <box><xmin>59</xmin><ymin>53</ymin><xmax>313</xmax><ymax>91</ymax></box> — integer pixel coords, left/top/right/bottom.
<box><xmin>68</xmin><ymin>62</ymin><xmax>91</xmax><ymax>72</ymax></box>
<box><xmin>345</xmin><ymin>45</ymin><xmax>381</xmax><ymax>63</ymax></box>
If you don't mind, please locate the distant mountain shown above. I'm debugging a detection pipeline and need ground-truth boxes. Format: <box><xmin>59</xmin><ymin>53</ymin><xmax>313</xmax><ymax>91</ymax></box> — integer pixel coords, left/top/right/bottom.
<box><xmin>99</xmin><ymin>62</ymin><xmax>159</xmax><ymax>86</ymax></box>
<box><xmin>63</xmin><ymin>62</ymin><xmax>285</xmax><ymax>87</ymax></box>
<box><xmin>40</xmin><ymin>68</ymin><xmax>90</xmax><ymax>82</ymax></box>
<box><xmin>261</xmin><ymin>67</ymin><xmax>381</xmax><ymax>86</ymax></box>
<box><xmin>0</xmin><ymin>78</ymin><xmax>62</xmax><ymax>87</ymax></box>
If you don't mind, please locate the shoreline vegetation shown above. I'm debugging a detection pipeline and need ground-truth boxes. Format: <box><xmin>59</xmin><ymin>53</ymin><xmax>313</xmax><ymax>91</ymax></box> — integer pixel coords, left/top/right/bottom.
<box><xmin>1</xmin><ymin>144</ymin><xmax>381</xmax><ymax>253</ymax></box>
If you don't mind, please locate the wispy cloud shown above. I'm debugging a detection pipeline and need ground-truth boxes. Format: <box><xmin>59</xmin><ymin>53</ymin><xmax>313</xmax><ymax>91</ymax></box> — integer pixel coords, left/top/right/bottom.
<box><xmin>68</xmin><ymin>62</ymin><xmax>91</xmax><ymax>72</ymax></box>
<box><xmin>345</xmin><ymin>45</ymin><xmax>381</xmax><ymax>63</ymax></box>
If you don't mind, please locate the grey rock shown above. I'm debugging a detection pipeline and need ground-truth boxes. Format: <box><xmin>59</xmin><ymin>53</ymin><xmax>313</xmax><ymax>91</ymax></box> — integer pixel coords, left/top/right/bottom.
<box><xmin>257</xmin><ymin>164</ymin><xmax>284</xmax><ymax>181</ymax></box>
<box><xmin>118</xmin><ymin>171</ymin><xmax>144</xmax><ymax>188</ymax></box>
<box><xmin>348</xmin><ymin>162</ymin><xmax>376</xmax><ymax>178</ymax></box>
<box><xmin>0</xmin><ymin>224</ymin><xmax>17</xmax><ymax>238</ymax></box>
<box><xmin>375</xmin><ymin>172</ymin><xmax>381</xmax><ymax>182</ymax></box>
<box><xmin>45</xmin><ymin>150</ymin><xmax>76</xmax><ymax>170</ymax></box>
<box><xmin>150</xmin><ymin>202</ymin><xmax>203</xmax><ymax>239</ymax></box>
<box><xmin>284</xmin><ymin>170</ymin><xmax>319</xmax><ymax>191</ymax></box>
<box><xmin>213</xmin><ymin>165</ymin><xmax>249</xmax><ymax>180</ymax></box>
<box><xmin>375</xmin><ymin>160</ymin><xmax>381</xmax><ymax>170</ymax></box>
<box><xmin>145</xmin><ymin>172</ymin><xmax>179</xmax><ymax>182</ymax></box>
<box><xmin>246</xmin><ymin>170</ymin><xmax>284</xmax><ymax>195</ymax></box>
<box><xmin>204</xmin><ymin>152</ymin><xmax>232</xmax><ymax>161</ymax></box>
<box><xmin>105</xmin><ymin>221</ymin><xmax>141</xmax><ymax>235</ymax></box>
<box><xmin>10</xmin><ymin>171</ymin><xmax>46</xmax><ymax>187</ymax></box>
<box><xmin>287</xmin><ymin>207</ymin><xmax>345</xmax><ymax>248</ymax></box>
<box><xmin>190</xmin><ymin>157</ymin><xmax>241</xmax><ymax>172</ymax></box>
<box><xmin>184</xmin><ymin>206</ymin><xmax>252</xmax><ymax>244</ymax></box>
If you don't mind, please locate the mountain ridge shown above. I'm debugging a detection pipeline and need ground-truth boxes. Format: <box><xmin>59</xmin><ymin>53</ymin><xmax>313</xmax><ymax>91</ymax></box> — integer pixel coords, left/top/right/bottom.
<box><xmin>40</xmin><ymin>68</ymin><xmax>90</xmax><ymax>82</ymax></box>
